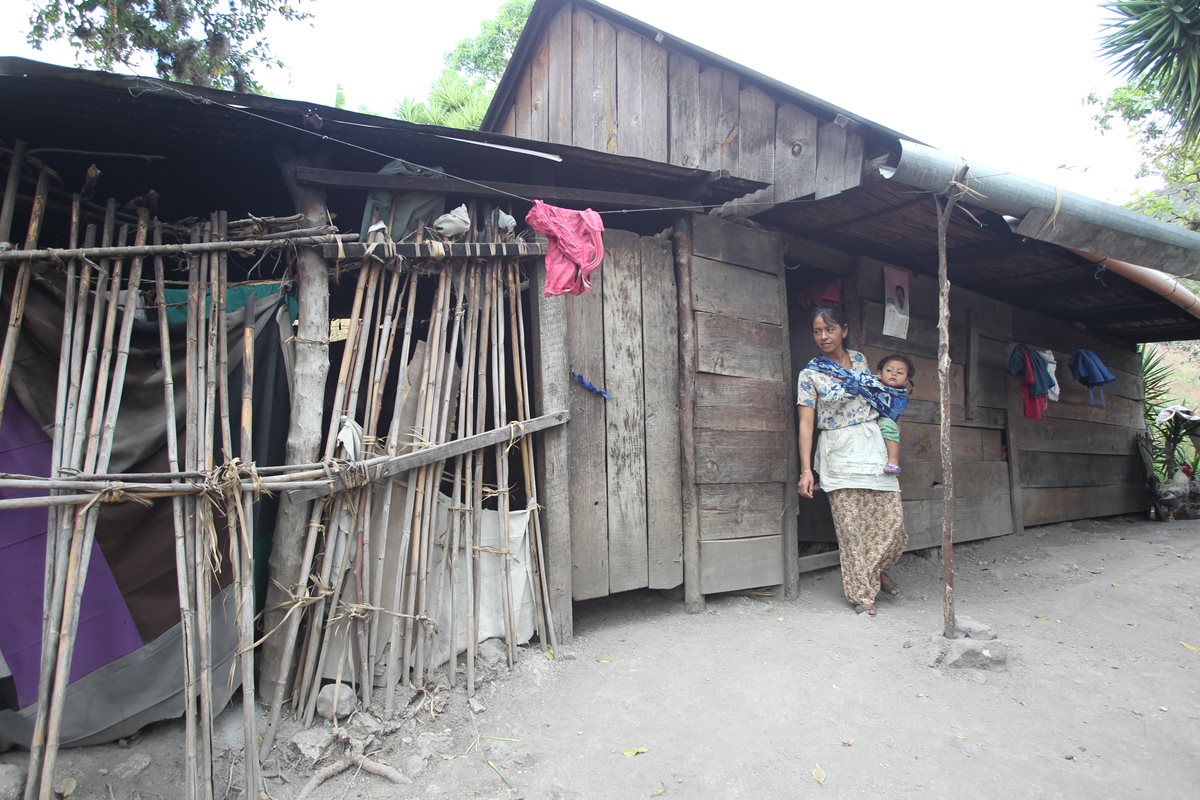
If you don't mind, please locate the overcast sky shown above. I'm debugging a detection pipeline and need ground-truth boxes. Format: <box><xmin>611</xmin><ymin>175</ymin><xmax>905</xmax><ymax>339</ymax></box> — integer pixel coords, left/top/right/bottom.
<box><xmin>4</xmin><ymin>0</ymin><xmax>1150</xmax><ymax>203</ymax></box>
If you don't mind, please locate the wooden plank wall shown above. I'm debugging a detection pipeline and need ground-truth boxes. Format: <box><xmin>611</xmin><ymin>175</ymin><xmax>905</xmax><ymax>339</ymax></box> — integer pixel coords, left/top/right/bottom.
<box><xmin>495</xmin><ymin>4</ymin><xmax>866</xmax><ymax>202</ymax></box>
<box><xmin>792</xmin><ymin>253</ymin><xmax>1146</xmax><ymax>554</ymax></box>
<box><xmin>566</xmin><ymin>230</ymin><xmax>682</xmax><ymax>600</ymax></box>
<box><xmin>689</xmin><ymin>215</ymin><xmax>794</xmax><ymax>594</ymax></box>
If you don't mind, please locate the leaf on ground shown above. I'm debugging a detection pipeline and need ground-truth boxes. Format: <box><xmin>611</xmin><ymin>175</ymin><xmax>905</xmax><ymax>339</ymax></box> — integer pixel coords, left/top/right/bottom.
<box><xmin>952</xmin><ymin>731</ymin><xmax>967</xmax><ymax>740</ymax></box>
<box><xmin>55</xmin><ymin>778</ymin><xmax>77</xmax><ymax>798</ymax></box>
<box><xmin>651</xmin><ymin>785</ymin><xmax>666</xmax><ymax>797</ymax></box>
<box><xmin>811</xmin><ymin>764</ymin><xmax>826</xmax><ymax>785</ymax></box>
<box><xmin>1034</xmin><ymin>614</ymin><xmax>1050</xmax><ymax>621</ymax></box>
<box><xmin>544</xmin><ymin>650</ymin><xmax>555</xmax><ymax>660</ymax></box>
<box><xmin>1112</xmin><ymin>581</ymin><xmax>1120</xmax><ymax>587</ymax></box>
<box><xmin>840</xmin><ymin>739</ymin><xmax>856</xmax><ymax>747</ymax></box>
<box><xmin>597</xmin><ymin>658</ymin><xmax>614</xmax><ymax>664</ymax></box>
<box><xmin>1181</xmin><ymin>641</ymin><xmax>1200</xmax><ymax>652</ymax></box>
<box><xmin>623</xmin><ymin>747</ymin><xmax>649</xmax><ymax>757</ymax></box>
<box><xmin>486</xmin><ymin>760</ymin><xmax>514</xmax><ymax>789</ymax></box>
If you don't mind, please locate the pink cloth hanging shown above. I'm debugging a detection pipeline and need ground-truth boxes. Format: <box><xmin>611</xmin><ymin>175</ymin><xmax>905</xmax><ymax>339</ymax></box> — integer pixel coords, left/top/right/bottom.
<box><xmin>525</xmin><ymin>200</ymin><xmax>605</xmax><ymax>296</ymax></box>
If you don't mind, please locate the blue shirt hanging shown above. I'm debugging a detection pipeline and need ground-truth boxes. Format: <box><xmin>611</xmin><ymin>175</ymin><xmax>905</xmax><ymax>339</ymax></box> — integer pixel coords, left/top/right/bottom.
<box><xmin>1068</xmin><ymin>349</ymin><xmax>1117</xmax><ymax>407</ymax></box>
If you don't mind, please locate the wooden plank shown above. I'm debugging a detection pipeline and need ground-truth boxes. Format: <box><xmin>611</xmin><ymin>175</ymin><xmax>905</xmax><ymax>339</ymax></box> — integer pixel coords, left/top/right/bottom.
<box><xmin>814</xmin><ymin>121</ymin><xmax>848</xmax><ymax>199</ymax></box>
<box><xmin>513</xmin><ymin>66</ymin><xmax>532</xmax><ymax>139</ymax></box>
<box><xmin>777</xmin><ymin>261</ymin><xmax>800</xmax><ymax>601</ymax></box>
<box><xmin>640</xmin><ymin>38</ymin><xmax>669</xmax><ymax>163</ymax></box>
<box><xmin>529</xmin><ymin>28</ymin><xmax>550</xmax><ymax>142</ymax></box>
<box><xmin>901</xmin><ymin>399</ymin><xmax>1007</xmax><ymax>430</ymax></box>
<box><xmin>570</xmin><ymin>8</ymin><xmax>595</xmax><ymax>149</ymax></box>
<box><xmin>1019</xmin><ymin>417</ymin><xmax>1139</xmax><ymax>456</ymax></box>
<box><xmin>1011</xmin><ymin>306</ymin><xmax>1141</xmax><ymax>375</ymax></box>
<box><xmin>529</xmin><ymin>258</ymin><xmax>574</xmax><ymax>640</ymax></box>
<box><xmin>696</xmin><ymin>312</ymin><xmax>784</xmax><ymax>381</ymax></box>
<box><xmin>1023</xmin><ymin>484</ymin><xmax>1144</xmax><ymax>526</ymax></box>
<box><xmin>674</xmin><ymin>214</ymin><xmax>704</xmax><ymax>612</ymax></box>
<box><xmin>899</xmin><ymin>421</ymin><xmax>986</xmax><ymax>463</ymax></box>
<box><xmin>692</xmin><ymin>214</ymin><xmax>781</xmax><ymax>275</ymax></box>
<box><xmin>730</xmin><ymin>84</ymin><xmax>775</xmax><ymax>211</ymax></box>
<box><xmin>697</xmin><ymin>67</ymin><xmax>741</xmax><ymax>173</ymax></box>
<box><xmin>603</xmin><ymin>231</ymin><xmax>648</xmax><ymax>593</ymax></box>
<box><xmin>593</xmin><ymin>16</ymin><xmax>618</xmax><ymax>153</ymax></box>
<box><xmin>842</xmin><ymin>132</ymin><xmax>865</xmax><ymax>191</ymax></box>
<box><xmin>566</xmin><ymin>239</ymin><xmax>609</xmax><ymax>600</ymax></box>
<box><xmin>692</xmin><ymin>256</ymin><xmax>782</xmax><ymax>324</ymax></box>
<box><xmin>904</xmin><ymin>492</ymin><xmax>1013</xmax><ymax>550</ymax></box>
<box><xmin>699</xmin><ymin>483</ymin><xmax>785</xmax><ymax>540</ymax></box>
<box><xmin>667</xmin><ymin>52</ymin><xmax>701</xmax><ymax>168</ymax></box>
<box><xmin>699</xmin><ymin>536</ymin><xmax>784</xmax><ymax>594</ymax></box>
<box><xmin>694</xmin><ymin>373</ymin><xmax>788</xmax><ymax>432</ymax></box>
<box><xmin>640</xmin><ymin>236</ymin><xmax>683</xmax><ymax>589</ymax></box>
<box><xmin>966</xmin><ymin>310</ymin><xmax>980</xmax><ymax>420</ymax></box>
<box><xmin>499</xmin><ymin>108</ymin><xmax>516</xmax><ymax>137</ymax></box>
<box><xmin>615</xmin><ymin>28</ymin><xmax>645</xmax><ymax>159</ymax></box>
<box><xmin>981</xmin><ymin>429</ymin><xmax>1005</xmax><ymax>461</ymax></box>
<box><xmin>694</xmin><ymin>429</ymin><xmax>788</xmax><ymax>483</ymax></box>
<box><xmin>546</xmin><ymin>5</ymin><xmax>572</xmax><ymax>144</ymax></box>
<box><xmin>897</xmin><ymin>460</ymin><xmax>1011</xmax><ymax>502</ymax></box>
<box><xmin>1019</xmin><ymin>452</ymin><xmax>1140</xmax><ymax>488</ymax></box>
<box><xmin>301</xmin><ymin>169</ymin><xmax>701</xmax><ymax>213</ymax></box>
<box><xmin>1041</xmin><ymin>391</ymin><xmax>1144</xmax><ymax>428</ymax></box>
<box><xmin>773</xmin><ymin>104</ymin><xmax>819</xmax><ymax>202</ymax></box>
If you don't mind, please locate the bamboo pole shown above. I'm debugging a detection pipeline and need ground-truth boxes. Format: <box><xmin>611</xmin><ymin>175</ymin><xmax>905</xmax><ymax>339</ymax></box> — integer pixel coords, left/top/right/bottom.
<box><xmin>457</xmin><ymin>265</ymin><xmax>482</xmax><ymax>694</ymax></box>
<box><xmin>507</xmin><ymin>260</ymin><xmax>557</xmax><ymax>653</ymax></box>
<box><xmin>0</xmin><ymin>232</ymin><xmax>360</xmax><ymax>263</ymax></box>
<box><xmin>0</xmin><ymin>140</ymin><xmax>27</xmax><ymax>245</ymax></box>
<box><xmin>0</xmin><ymin>170</ymin><xmax>50</xmax><ymax>436</ymax></box>
<box><xmin>36</xmin><ymin>212</ymin><xmax>148</xmax><ymax>800</ymax></box>
<box><xmin>26</xmin><ymin>201</ymin><xmax>113</xmax><ymax>800</ymax></box>
<box><xmin>469</xmin><ymin>264</ymin><xmax>494</xmax><ymax>697</ymax></box>
<box><xmin>153</xmin><ymin>225</ymin><xmax>200</xmax><ymax>800</ymax></box>
<box><xmin>491</xmin><ymin>261</ymin><xmax>517</xmax><ymax>669</ymax></box>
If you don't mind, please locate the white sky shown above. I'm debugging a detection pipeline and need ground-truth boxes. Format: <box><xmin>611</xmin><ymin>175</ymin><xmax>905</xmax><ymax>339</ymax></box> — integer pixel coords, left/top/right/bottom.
<box><xmin>3</xmin><ymin>0</ymin><xmax>1152</xmax><ymax>204</ymax></box>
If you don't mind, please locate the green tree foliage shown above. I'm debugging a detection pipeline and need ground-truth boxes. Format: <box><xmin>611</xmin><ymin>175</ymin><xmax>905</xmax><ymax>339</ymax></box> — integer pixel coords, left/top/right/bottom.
<box><xmin>1100</xmin><ymin>1</ymin><xmax>1200</xmax><ymax>145</ymax></box>
<box><xmin>26</xmin><ymin>0</ymin><xmax>310</xmax><ymax>92</ymax></box>
<box><xmin>396</xmin><ymin>0</ymin><xmax>533</xmax><ymax>129</ymax></box>
<box><xmin>1092</xmin><ymin>83</ymin><xmax>1200</xmax><ymax>230</ymax></box>
<box><xmin>445</xmin><ymin>0</ymin><xmax>534</xmax><ymax>86</ymax></box>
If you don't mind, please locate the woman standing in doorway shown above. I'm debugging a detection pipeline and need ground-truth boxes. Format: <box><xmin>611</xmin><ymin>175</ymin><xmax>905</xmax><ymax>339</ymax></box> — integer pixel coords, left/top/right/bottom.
<box><xmin>796</xmin><ymin>307</ymin><xmax>907</xmax><ymax>616</ymax></box>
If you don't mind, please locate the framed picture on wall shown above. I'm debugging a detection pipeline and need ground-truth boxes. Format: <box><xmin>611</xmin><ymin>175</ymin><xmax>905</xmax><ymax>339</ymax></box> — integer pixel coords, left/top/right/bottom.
<box><xmin>883</xmin><ymin>266</ymin><xmax>910</xmax><ymax>339</ymax></box>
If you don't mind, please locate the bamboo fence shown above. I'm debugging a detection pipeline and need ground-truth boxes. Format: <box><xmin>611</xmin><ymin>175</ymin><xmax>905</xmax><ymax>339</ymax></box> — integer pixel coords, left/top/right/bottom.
<box><xmin>1</xmin><ymin>151</ymin><xmax>557</xmax><ymax>800</ymax></box>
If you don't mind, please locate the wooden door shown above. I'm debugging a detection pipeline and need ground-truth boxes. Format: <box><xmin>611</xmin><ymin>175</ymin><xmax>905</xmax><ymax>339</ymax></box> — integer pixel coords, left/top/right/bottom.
<box><xmin>565</xmin><ymin>230</ymin><xmax>683</xmax><ymax>599</ymax></box>
<box><xmin>687</xmin><ymin>215</ymin><xmax>797</xmax><ymax>594</ymax></box>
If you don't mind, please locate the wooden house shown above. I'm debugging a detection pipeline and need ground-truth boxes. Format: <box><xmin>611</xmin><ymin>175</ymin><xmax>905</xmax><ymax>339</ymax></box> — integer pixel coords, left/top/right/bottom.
<box><xmin>482</xmin><ymin>0</ymin><xmax>1200</xmax><ymax>618</ymax></box>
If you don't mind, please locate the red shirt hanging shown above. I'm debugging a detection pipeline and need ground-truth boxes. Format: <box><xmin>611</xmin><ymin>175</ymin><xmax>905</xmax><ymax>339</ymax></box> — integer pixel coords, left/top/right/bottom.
<box><xmin>526</xmin><ymin>200</ymin><xmax>605</xmax><ymax>296</ymax></box>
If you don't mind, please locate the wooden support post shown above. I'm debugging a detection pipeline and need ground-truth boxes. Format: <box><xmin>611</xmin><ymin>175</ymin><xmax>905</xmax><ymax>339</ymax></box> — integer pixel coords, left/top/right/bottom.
<box><xmin>529</xmin><ymin>254</ymin><xmax>574</xmax><ymax>643</ymax></box>
<box><xmin>779</xmin><ymin>248</ymin><xmax>800</xmax><ymax>601</ymax></box>
<box><xmin>673</xmin><ymin>214</ymin><xmax>704</xmax><ymax>614</ymax></box>
<box><xmin>934</xmin><ymin>170</ymin><xmax>968</xmax><ymax>640</ymax></box>
<box><xmin>259</xmin><ymin>154</ymin><xmax>331</xmax><ymax>715</ymax></box>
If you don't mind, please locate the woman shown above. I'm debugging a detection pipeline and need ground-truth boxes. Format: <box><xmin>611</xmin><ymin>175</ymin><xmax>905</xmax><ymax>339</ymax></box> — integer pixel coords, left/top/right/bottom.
<box><xmin>796</xmin><ymin>307</ymin><xmax>906</xmax><ymax>616</ymax></box>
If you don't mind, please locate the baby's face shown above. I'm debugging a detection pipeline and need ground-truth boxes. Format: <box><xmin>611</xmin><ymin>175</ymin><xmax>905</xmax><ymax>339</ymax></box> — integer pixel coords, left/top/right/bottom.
<box><xmin>880</xmin><ymin>360</ymin><xmax>909</xmax><ymax>388</ymax></box>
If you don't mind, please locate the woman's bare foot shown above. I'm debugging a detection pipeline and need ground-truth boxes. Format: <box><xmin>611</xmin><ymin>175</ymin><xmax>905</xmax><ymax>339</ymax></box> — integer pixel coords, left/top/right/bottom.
<box><xmin>854</xmin><ymin>603</ymin><xmax>877</xmax><ymax>616</ymax></box>
<box><xmin>880</xmin><ymin>572</ymin><xmax>900</xmax><ymax>597</ymax></box>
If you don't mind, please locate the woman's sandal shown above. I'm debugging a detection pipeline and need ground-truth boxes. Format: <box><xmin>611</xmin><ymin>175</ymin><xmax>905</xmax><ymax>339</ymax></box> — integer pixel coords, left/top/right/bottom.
<box><xmin>855</xmin><ymin>603</ymin><xmax>877</xmax><ymax>616</ymax></box>
<box><xmin>880</xmin><ymin>572</ymin><xmax>900</xmax><ymax>597</ymax></box>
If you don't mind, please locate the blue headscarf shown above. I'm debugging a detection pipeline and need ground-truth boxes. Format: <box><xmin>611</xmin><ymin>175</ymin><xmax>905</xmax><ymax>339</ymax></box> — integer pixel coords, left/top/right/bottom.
<box><xmin>805</xmin><ymin>355</ymin><xmax>909</xmax><ymax>421</ymax></box>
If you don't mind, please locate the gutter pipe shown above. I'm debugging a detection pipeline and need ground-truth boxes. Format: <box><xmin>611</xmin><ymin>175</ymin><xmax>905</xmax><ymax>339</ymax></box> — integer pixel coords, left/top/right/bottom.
<box><xmin>879</xmin><ymin>140</ymin><xmax>1200</xmax><ymax>277</ymax></box>
<box><xmin>1064</xmin><ymin>247</ymin><xmax>1200</xmax><ymax>321</ymax></box>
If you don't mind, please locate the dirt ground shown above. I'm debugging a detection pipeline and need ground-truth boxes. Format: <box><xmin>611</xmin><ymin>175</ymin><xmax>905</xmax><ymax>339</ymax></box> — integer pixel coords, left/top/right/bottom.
<box><xmin>3</xmin><ymin>514</ymin><xmax>1198</xmax><ymax>800</ymax></box>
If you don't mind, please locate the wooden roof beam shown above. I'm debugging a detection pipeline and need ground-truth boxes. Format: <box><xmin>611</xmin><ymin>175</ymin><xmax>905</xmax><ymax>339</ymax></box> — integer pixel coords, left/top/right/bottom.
<box><xmin>293</xmin><ymin>166</ymin><xmax>703</xmax><ymax>212</ymax></box>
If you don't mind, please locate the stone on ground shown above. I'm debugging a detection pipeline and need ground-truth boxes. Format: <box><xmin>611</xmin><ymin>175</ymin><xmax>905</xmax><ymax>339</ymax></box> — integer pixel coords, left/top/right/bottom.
<box><xmin>316</xmin><ymin>683</ymin><xmax>357</xmax><ymax>720</ymax></box>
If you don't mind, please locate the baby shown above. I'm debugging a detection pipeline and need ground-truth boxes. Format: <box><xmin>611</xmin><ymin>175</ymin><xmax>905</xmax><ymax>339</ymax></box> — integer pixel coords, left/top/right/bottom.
<box><xmin>876</xmin><ymin>353</ymin><xmax>915</xmax><ymax>475</ymax></box>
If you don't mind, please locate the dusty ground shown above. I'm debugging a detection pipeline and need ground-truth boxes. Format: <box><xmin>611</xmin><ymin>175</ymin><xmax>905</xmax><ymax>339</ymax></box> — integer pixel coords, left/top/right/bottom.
<box><xmin>3</xmin><ymin>515</ymin><xmax>1198</xmax><ymax>800</ymax></box>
